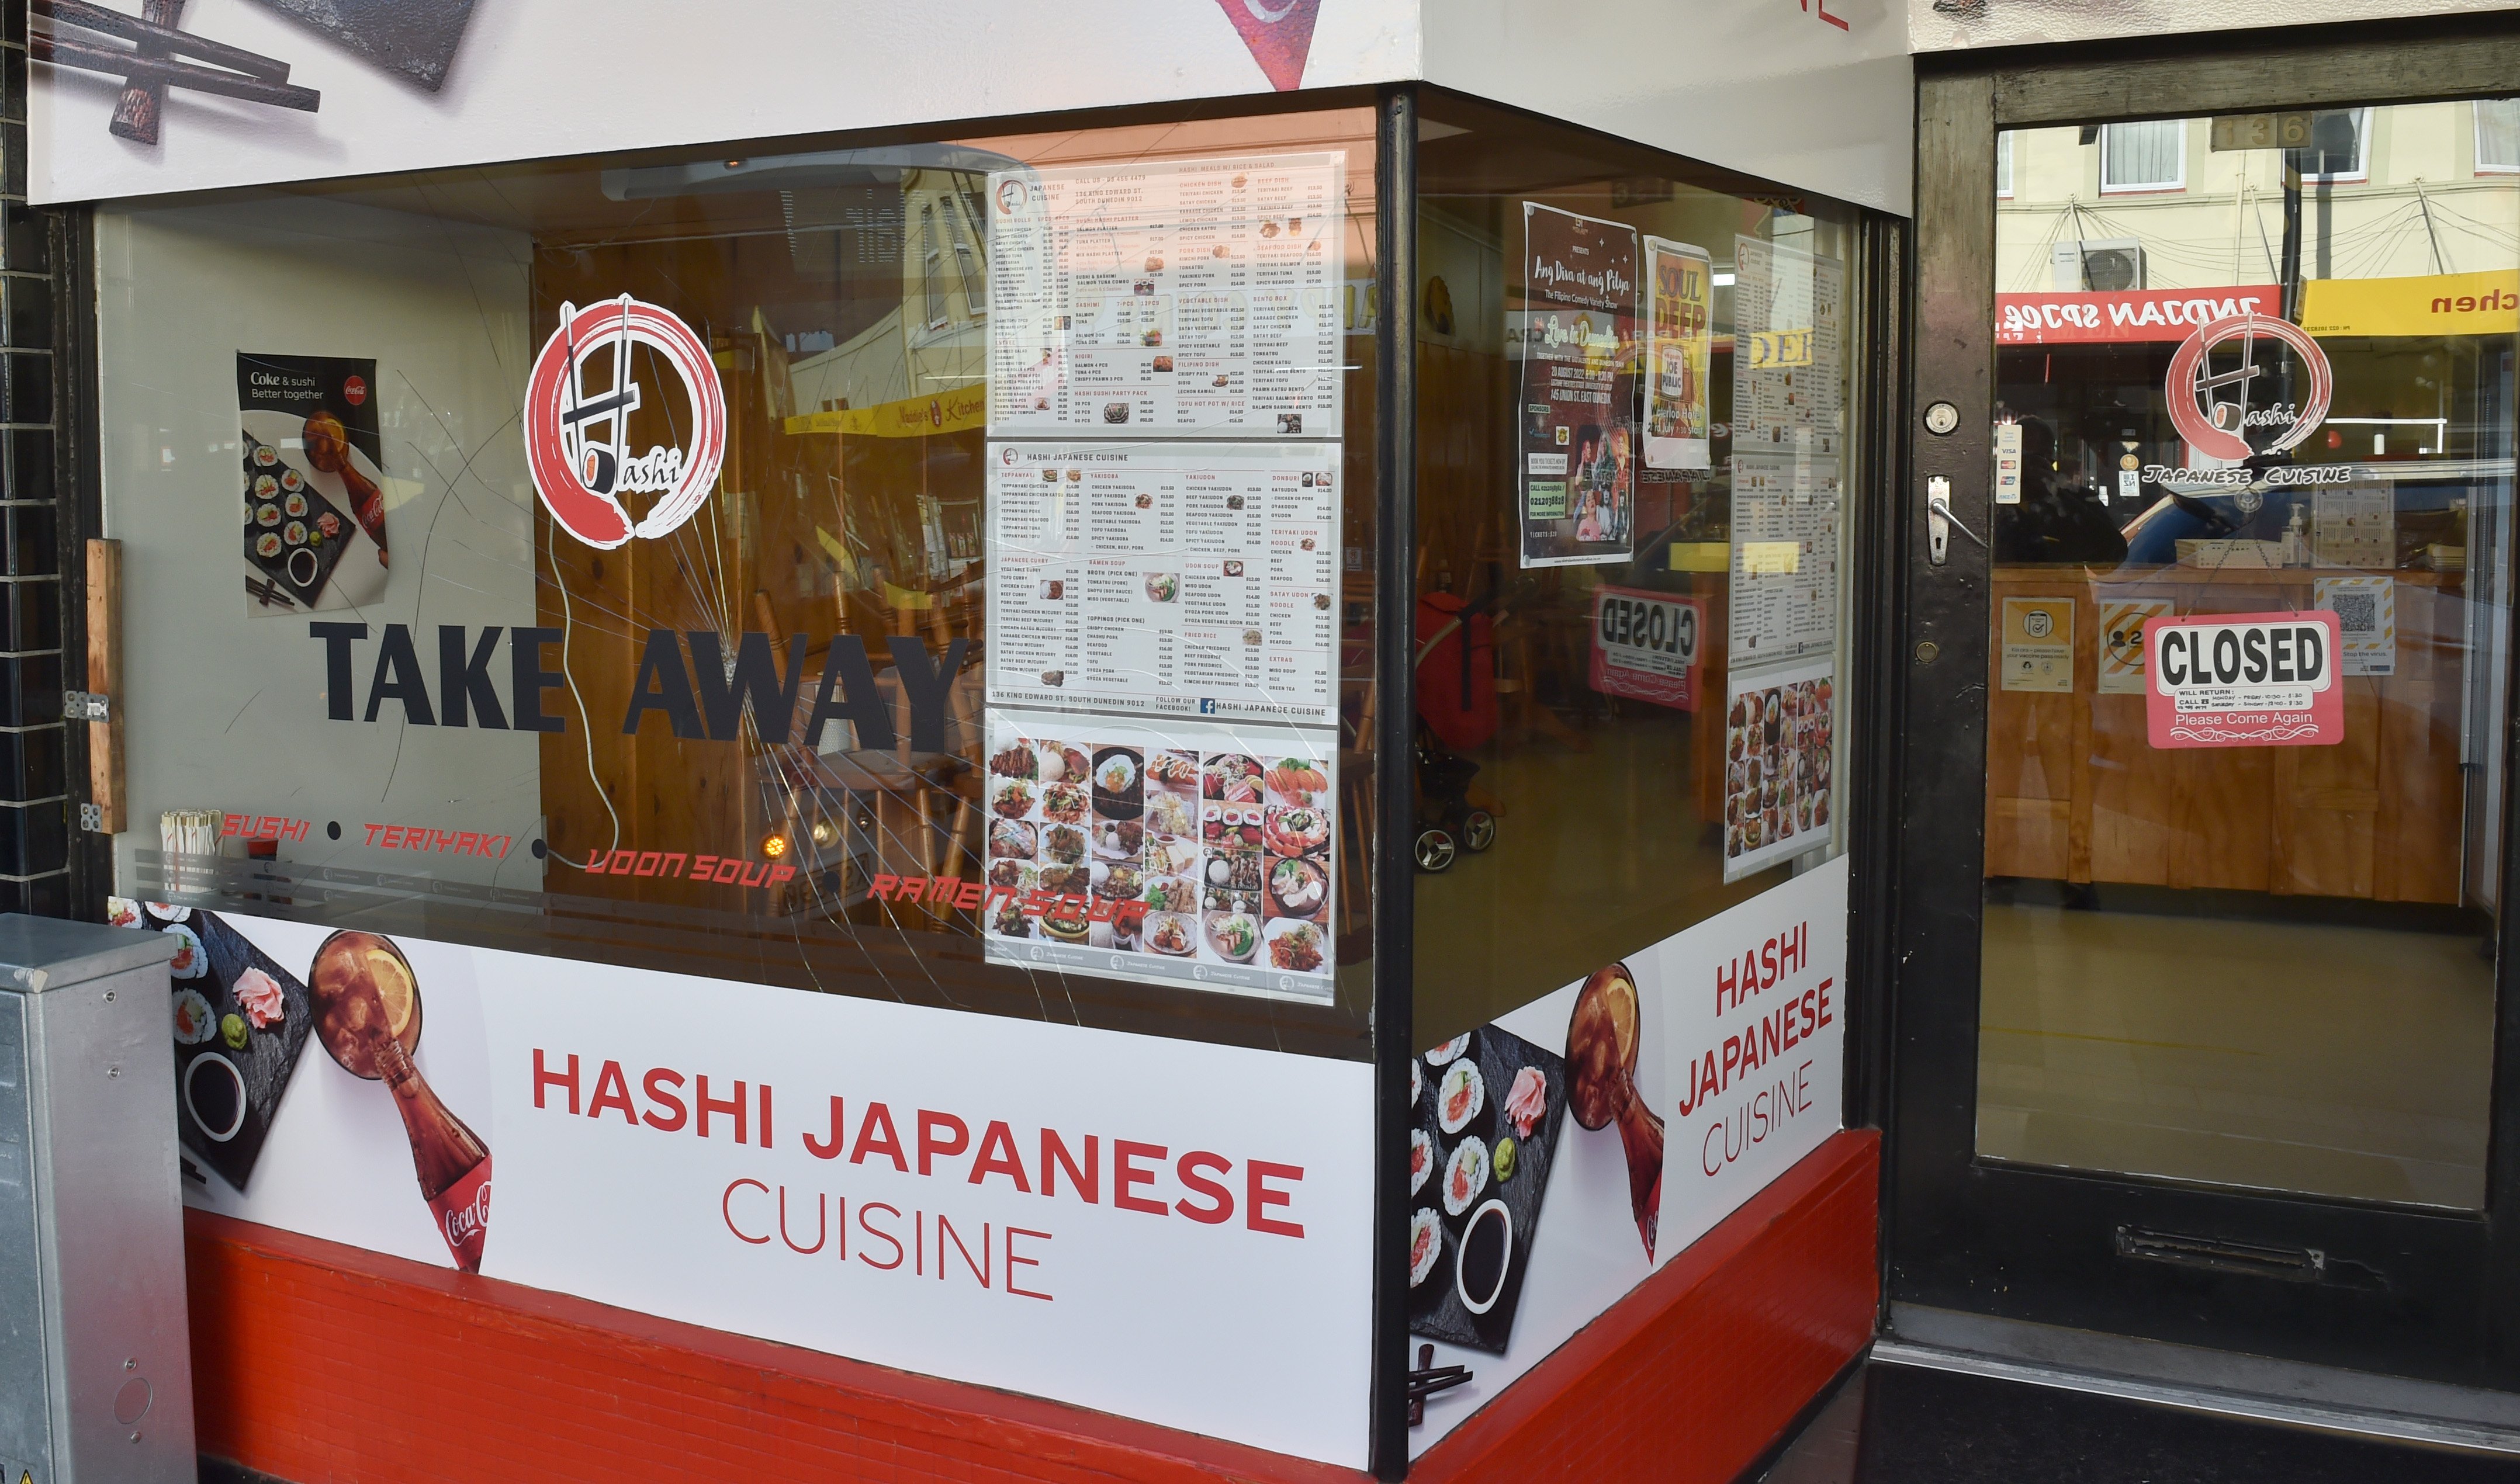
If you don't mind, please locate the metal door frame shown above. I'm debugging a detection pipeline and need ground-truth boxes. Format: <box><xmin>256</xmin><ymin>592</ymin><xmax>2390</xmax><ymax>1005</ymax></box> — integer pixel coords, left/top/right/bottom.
<box><xmin>1890</xmin><ymin>14</ymin><xmax>2520</xmax><ymax>1389</ymax></box>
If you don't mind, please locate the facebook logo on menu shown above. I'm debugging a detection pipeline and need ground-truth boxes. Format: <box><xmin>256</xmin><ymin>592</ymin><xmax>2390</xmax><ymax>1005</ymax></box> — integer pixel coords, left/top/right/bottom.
<box><xmin>1199</xmin><ymin>698</ymin><xmax>1219</xmax><ymax>715</ymax></box>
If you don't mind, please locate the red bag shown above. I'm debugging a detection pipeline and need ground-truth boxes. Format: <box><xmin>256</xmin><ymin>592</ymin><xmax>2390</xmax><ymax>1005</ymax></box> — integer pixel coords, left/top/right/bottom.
<box><xmin>1416</xmin><ymin>592</ymin><xmax>1498</xmax><ymax>752</ymax></box>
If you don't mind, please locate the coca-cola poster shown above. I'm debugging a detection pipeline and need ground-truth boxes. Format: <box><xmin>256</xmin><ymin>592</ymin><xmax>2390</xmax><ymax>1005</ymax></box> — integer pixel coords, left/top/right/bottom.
<box><xmin>169</xmin><ymin>910</ymin><xmax>1374</xmax><ymax>1468</ymax></box>
<box><xmin>237</xmin><ymin>352</ymin><xmax>392</xmax><ymax>617</ymax></box>
<box><xmin>1515</xmin><ymin>203</ymin><xmax>1638</xmax><ymax>570</ymax></box>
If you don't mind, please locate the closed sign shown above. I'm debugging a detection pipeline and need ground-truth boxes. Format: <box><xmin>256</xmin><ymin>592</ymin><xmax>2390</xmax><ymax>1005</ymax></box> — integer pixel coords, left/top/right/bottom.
<box><xmin>1590</xmin><ymin>587</ymin><xmax>1703</xmax><ymax>709</ymax></box>
<box><xmin>2145</xmin><ymin>610</ymin><xmax>2342</xmax><ymax>749</ymax></box>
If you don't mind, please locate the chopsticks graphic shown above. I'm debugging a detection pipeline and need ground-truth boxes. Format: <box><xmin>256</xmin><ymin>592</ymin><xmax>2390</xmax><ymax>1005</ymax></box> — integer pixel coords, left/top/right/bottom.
<box><xmin>246</xmin><ymin>574</ymin><xmax>298</xmax><ymax>609</ymax></box>
<box><xmin>31</xmin><ymin>0</ymin><xmax>319</xmax><ymax>143</ymax></box>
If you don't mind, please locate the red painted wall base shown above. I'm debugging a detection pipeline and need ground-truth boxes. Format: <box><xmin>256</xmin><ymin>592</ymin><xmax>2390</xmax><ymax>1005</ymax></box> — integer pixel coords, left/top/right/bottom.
<box><xmin>185</xmin><ymin>1129</ymin><xmax>1878</xmax><ymax>1483</ymax></box>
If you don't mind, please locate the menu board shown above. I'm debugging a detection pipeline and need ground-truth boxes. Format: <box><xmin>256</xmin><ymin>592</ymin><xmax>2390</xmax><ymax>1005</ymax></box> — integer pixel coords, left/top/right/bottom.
<box><xmin>986</xmin><ymin>441</ymin><xmax>1340</xmax><ymax>727</ymax></box>
<box><xmin>1515</xmin><ymin>203</ymin><xmax>1638</xmax><ymax>569</ymax></box>
<box><xmin>1728</xmin><ymin>452</ymin><xmax>1841</xmax><ymax>669</ymax></box>
<box><xmin>980</xmin><ymin>708</ymin><xmax>1337</xmax><ymax>1000</ymax></box>
<box><xmin>1731</xmin><ymin>234</ymin><xmax>1844</xmax><ymax>456</ymax></box>
<box><xmin>987</xmin><ymin>154</ymin><xmax>1345</xmax><ymax>440</ymax></box>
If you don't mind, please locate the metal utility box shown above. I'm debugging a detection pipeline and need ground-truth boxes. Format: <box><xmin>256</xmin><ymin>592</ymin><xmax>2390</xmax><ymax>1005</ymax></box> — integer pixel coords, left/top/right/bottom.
<box><xmin>0</xmin><ymin>915</ymin><xmax>192</xmax><ymax>1484</ymax></box>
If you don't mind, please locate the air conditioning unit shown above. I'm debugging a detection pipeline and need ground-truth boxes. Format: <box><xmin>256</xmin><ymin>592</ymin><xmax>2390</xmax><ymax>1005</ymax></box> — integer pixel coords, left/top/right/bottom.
<box><xmin>2051</xmin><ymin>238</ymin><xmax>2147</xmax><ymax>293</ymax></box>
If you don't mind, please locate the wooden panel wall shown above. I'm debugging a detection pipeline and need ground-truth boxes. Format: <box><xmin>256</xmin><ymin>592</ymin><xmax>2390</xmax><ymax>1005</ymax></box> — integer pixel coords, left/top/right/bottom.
<box><xmin>1983</xmin><ymin>567</ymin><xmax>2466</xmax><ymax>905</ymax></box>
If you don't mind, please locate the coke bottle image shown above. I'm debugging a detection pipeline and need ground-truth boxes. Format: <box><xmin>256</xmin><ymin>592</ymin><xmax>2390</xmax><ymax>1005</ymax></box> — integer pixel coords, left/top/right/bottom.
<box><xmin>309</xmin><ymin>931</ymin><xmax>491</xmax><ymax>1271</ymax></box>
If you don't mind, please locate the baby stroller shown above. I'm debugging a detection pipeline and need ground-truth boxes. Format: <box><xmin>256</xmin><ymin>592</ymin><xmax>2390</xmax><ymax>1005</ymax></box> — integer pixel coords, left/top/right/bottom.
<box><xmin>1413</xmin><ymin>590</ymin><xmax>1501</xmax><ymax>871</ymax></box>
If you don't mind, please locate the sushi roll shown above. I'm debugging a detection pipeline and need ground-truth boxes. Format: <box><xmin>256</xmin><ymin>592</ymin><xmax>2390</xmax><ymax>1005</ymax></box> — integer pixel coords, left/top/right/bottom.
<box><xmin>255</xmin><ymin>532</ymin><xmax>283</xmax><ymax>560</ymax></box>
<box><xmin>253</xmin><ymin>442</ymin><xmax>279</xmax><ymax>467</ymax></box>
<box><xmin>146</xmin><ymin>903</ymin><xmax>190</xmax><ymax>922</ymax></box>
<box><xmin>1437</xmin><ymin>1058</ymin><xmax>1486</xmax><ymax>1134</ymax></box>
<box><xmin>257</xmin><ymin>503</ymin><xmax>282</xmax><ymax>527</ymax></box>
<box><xmin>283</xmin><ymin>491</ymin><xmax>308</xmax><ymax>518</ymax></box>
<box><xmin>1410</xmin><ymin>1128</ymin><xmax>1433</xmax><ymax>1195</ymax></box>
<box><xmin>253</xmin><ymin>474</ymin><xmax>278</xmax><ymax>498</ymax></box>
<box><xmin>1424</xmin><ymin>1033</ymin><xmax>1471</xmax><ymax>1066</ymax></box>
<box><xmin>280</xmin><ymin>469</ymin><xmax>304</xmax><ymax>493</ymax></box>
<box><xmin>283</xmin><ymin>520</ymin><xmax>308</xmax><ymax>546</ymax></box>
<box><xmin>1442</xmin><ymin>1135</ymin><xmax>1490</xmax><ymax>1216</ymax></box>
<box><xmin>1411</xmin><ymin>1058</ymin><xmax>1422</xmax><ymax>1108</ymax></box>
<box><xmin>105</xmin><ymin>897</ymin><xmax>144</xmax><ymax>927</ymax></box>
<box><xmin>162</xmin><ymin>923</ymin><xmax>207</xmax><ymax>980</ymax></box>
<box><xmin>1410</xmin><ymin>1208</ymin><xmax>1443</xmax><ymax>1288</ymax></box>
<box><xmin>171</xmin><ymin>988</ymin><xmax>217</xmax><ymax>1045</ymax></box>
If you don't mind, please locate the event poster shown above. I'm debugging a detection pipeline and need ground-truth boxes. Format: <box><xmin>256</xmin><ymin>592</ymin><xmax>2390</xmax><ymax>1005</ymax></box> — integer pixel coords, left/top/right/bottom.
<box><xmin>237</xmin><ymin>353</ymin><xmax>390</xmax><ymax>616</ymax></box>
<box><xmin>1642</xmin><ymin>238</ymin><xmax>1713</xmax><ymax>472</ymax></box>
<box><xmin>984</xmin><ymin>441</ymin><xmax>1340</xmax><ymax>727</ymax></box>
<box><xmin>1723</xmin><ymin>659</ymin><xmax>1835</xmax><ymax>882</ymax></box>
<box><xmin>981</xmin><ymin>708</ymin><xmax>1337</xmax><ymax>1001</ymax></box>
<box><xmin>1515</xmin><ymin>204</ymin><xmax>1638</xmax><ymax>569</ymax></box>
<box><xmin>986</xmin><ymin>153</ymin><xmax>1345</xmax><ymax>441</ymax></box>
<box><xmin>140</xmin><ymin>904</ymin><xmax>1375</xmax><ymax>1466</ymax></box>
<box><xmin>1408</xmin><ymin>859</ymin><xmax>1847</xmax><ymax>1454</ymax></box>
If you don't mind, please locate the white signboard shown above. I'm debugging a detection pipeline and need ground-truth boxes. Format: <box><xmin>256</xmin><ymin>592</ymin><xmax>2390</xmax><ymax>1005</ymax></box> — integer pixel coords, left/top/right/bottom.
<box><xmin>985</xmin><ymin>441</ymin><xmax>1340</xmax><ymax>726</ymax></box>
<box><xmin>1409</xmin><ymin>859</ymin><xmax>1847</xmax><ymax>1454</ymax></box>
<box><xmin>158</xmin><ymin>907</ymin><xmax>1375</xmax><ymax>1467</ymax></box>
<box><xmin>988</xmin><ymin>154</ymin><xmax>1345</xmax><ymax>441</ymax></box>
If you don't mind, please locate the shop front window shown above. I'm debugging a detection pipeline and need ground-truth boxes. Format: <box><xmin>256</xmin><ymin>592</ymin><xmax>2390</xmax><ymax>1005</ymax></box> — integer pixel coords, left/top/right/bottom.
<box><xmin>1982</xmin><ymin>99</ymin><xmax>2520</xmax><ymax>1207</ymax></box>
<box><xmin>96</xmin><ymin>105</ymin><xmax>1382</xmax><ymax>1056</ymax></box>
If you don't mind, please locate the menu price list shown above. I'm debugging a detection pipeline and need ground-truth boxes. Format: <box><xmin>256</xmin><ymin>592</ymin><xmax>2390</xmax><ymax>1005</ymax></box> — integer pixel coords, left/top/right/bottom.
<box><xmin>979</xmin><ymin>709</ymin><xmax>1336</xmax><ymax>1001</ymax></box>
<box><xmin>988</xmin><ymin>153</ymin><xmax>1345</xmax><ymax>440</ymax></box>
<box><xmin>987</xmin><ymin>441</ymin><xmax>1341</xmax><ymax>727</ymax></box>
<box><xmin>1728</xmin><ymin>452</ymin><xmax>1842</xmax><ymax>668</ymax></box>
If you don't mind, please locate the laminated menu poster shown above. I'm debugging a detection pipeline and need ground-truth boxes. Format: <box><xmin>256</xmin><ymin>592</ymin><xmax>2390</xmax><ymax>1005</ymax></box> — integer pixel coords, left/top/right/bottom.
<box><xmin>1642</xmin><ymin>237</ymin><xmax>1714</xmax><ymax>473</ymax></box>
<box><xmin>1730</xmin><ymin>235</ymin><xmax>1844</xmax><ymax>462</ymax></box>
<box><xmin>237</xmin><ymin>352</ymin><xmax>390</xmax><ymax>616</ymax></box>
<box><xmin>1721</xmin><ymin>658</ymin><xmax>1834</xmax><ymax>882</ymax></box>
<box><xmin>986</xmin><ymin>153</ymin><xmax>1344</xmax><ymax>440</ymax></box>
<box><xmin>1727</xmin><ymin>451</ymin><xmax>1841</xmax><ymax>668</ymax></box>
<box><xmin>1515</xmin><ymin>203</ymin><xmax>1638</xmax><ymax>568</ymax></box>
<box><xmin>980</xmin><ymin>708</ymin><xmax>1337</xmax><ymax>1001</ymax></box>
<box><xmin>985</xmin><ymin>441</ymin><xmax>1339</xmax><ymax>727</ymax></box>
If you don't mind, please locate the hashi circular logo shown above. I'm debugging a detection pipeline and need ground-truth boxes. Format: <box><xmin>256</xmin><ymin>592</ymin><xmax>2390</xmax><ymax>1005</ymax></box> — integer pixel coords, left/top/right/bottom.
<box><xmin>523</xmin><ymin>295</ymin><xmax>727</xmax><ymax>550</ymax></box>
<box><xmin>2162</xmin><ymin>311</ymin><xmax>2332</xmax><ymax>463</ymax></box>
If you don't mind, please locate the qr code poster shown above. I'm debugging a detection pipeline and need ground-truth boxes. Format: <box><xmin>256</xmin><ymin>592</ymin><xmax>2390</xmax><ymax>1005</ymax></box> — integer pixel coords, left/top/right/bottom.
<box><xmin>2096</xmin><ymin>598</ymin><xmax>2174</xmax><ymax>695</ymax></box>
<box><xmin>2315</xmin><ymin>575</ymin><xmax>2396</xmax><ymax>677</ymax></box>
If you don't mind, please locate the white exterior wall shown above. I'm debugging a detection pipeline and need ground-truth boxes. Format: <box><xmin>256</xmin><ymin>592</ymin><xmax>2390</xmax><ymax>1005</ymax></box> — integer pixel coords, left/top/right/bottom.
<box><xmin>1915</xmin><ymin>0</ymin><xmax>2520</xmax><ymax>51</ymax></box>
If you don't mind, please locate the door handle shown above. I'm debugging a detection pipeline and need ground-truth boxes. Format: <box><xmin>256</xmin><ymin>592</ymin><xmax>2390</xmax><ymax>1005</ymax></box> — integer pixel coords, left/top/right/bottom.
<box><xmin>1926</xmin><ymin>477</ymin><xmax>1986</xmax><ymax>566</ymax></box>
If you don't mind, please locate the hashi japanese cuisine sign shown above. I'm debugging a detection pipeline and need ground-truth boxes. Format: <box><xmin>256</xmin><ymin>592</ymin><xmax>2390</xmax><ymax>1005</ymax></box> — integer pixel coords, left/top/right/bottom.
<box><xmin>2145</xmin><ymin>609</ymin><xmax>2343</xmax><ymax>750</ymax></box>
<box><xmin>136</xmin><ymin>904</ymin><xmax>1377</xmax><ymax>1468</ymax></box>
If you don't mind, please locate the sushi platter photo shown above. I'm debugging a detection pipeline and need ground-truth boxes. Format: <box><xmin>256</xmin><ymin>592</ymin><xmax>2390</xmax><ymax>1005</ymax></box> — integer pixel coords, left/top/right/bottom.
<box><xmin>110</xmin><ymin>897</ymin><xmax>315</xmax><ymax>1190</ymax></box>
<box><xmin>1408</xmin><ymin>1024</ymin><xmax>1567</xmax><ymax>1354</ymax></box>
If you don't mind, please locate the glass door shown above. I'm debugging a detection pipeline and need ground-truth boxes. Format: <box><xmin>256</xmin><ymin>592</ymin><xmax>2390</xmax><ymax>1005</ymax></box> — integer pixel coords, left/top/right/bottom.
<box><xmin>1895</xmin><ymin>84</ymin><xmax>2520</xmax><ymax>1386</ymax></box>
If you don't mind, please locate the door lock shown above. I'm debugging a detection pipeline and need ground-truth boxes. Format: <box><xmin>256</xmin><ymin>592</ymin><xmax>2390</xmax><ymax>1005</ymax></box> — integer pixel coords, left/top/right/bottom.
<box><xmin>1926</xmin><ymin>477</ymin><xmax>1986</xmax><ymax>566</ymax></box>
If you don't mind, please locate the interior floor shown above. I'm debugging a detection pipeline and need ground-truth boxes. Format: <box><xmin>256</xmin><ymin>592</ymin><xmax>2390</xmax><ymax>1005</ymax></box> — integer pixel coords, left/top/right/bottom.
<box><xmin>1976</xmin><ymin>899</ymin><xmax>2494</xmax><ymax>1208</ymax></box>
<box><xmin>1753</xmin><ymin>1363</ymin><xmax>2520</xmax><ymax>1484</ymax></box>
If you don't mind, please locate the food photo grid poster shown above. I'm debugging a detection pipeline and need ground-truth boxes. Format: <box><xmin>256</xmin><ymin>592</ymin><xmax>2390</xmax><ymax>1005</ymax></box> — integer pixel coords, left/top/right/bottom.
<box><xmin>237</xmin><ymin>352</ymin><xmax>390</xmax><ymax>615</ymax></box>
<box><xmin>1406</xmin><ymin>859</ymin><xmax>1849</xmax><ymax>1454</ymax></box>
<box><xmin>1722</xmin><ymin>658</ymin><xmax>1834</xmax><ymax>882</ymax></box>
<box><xmin>980</xmin><ymin>709</ymin><xmax>1337</xmax><ymax>1001</ymax></box>
<box><xmin>1642</xmin><ymin>237</ymin><xmax>1713</xmax><ymax>473</ymax></box>
<box><xmin>151</xmin><ymin>906</ymin><xmax>1377</xmax><ymax>1467</ymax></box>
<box><xmin>1515</xmin><ymin>204</ymin><xmax>1638</xmax><ymax>569</ymax></box>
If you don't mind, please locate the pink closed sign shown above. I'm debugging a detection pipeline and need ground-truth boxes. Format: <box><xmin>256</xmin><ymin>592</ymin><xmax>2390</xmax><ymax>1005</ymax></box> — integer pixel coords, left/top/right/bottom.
<box><xmin>2145</xmin><ymin>610</ymin><xmax>2344</xmax><ymax>750</ymax></box>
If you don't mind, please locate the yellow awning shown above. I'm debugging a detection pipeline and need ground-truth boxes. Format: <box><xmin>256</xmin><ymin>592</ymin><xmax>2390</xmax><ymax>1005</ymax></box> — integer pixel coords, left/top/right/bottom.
<box><xmin>2300</xmin><ymin>269</ymin><xmax>2520</xmax><ymax>338</ymax></box>
<box><xmin>785</xmin><ymin>382</ymin><xmax>986</xmax><ymax>438</ymax></box>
